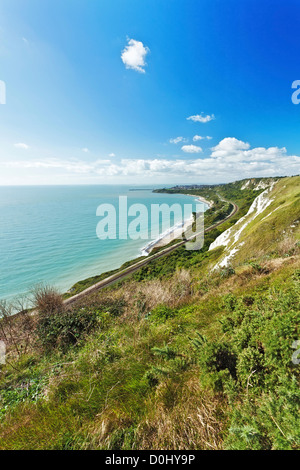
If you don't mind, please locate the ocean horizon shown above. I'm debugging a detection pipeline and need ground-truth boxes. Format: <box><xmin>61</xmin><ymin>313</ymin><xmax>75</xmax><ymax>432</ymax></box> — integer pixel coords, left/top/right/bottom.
<box><xmin>0</xmin><ymin>185</ymin><xmax>206</xmax><ymax>302</ymax></box>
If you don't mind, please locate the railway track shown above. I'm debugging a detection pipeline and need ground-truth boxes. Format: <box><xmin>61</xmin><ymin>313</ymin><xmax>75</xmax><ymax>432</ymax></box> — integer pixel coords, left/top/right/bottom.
<box><xmin>64</xmin><ymin>199</ymin><xmax>239</xmax><ymax>307</ymax></box>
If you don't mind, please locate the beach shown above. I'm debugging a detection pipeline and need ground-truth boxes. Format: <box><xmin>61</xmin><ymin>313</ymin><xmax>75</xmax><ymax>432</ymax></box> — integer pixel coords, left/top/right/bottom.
<box><xmin>141</xmin><ymin>214</ymin><xmax>195</xmax><ymax>255</ymax></box>
<box><xmin>142</xmin><ymin>195</ymin><xmax>212</xmax><ymax>255</ymax></box>
<box><xmin>186</xmin><ymin>194</ymin><xmax>214</xmax><ymax>209</ymax></box>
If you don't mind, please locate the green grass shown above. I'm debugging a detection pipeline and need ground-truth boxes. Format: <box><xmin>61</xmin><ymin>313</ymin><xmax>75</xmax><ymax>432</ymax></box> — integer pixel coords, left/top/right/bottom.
<box><xmin>1</xmin><ymin>256</ymin><xmax>299</xmax><ymax>450</ymax></box>
<box><xmin>63</xmin><ymin>256</ymin><xmax>147</xmax><ymax>298</ymax></box>
<box><xmin>0</xmin><ymin>176</ymin><xmax>299</xmax><ymax>450</ymax></box>
<box><xmin>211</xmin><ymin>176</ymin><xmax>300</xmax><ymax>267</ymax></box>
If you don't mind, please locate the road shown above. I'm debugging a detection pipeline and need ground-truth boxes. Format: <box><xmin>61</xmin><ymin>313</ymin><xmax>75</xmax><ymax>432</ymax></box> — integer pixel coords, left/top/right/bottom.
<box><xmin>64</xmin><ymin>198</ymin><xmax>239</xmax><ymax>307</ymax></box>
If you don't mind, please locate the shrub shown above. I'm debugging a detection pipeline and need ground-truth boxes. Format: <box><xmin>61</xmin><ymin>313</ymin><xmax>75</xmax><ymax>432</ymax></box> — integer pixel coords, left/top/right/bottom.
<box><xmin>222</xmin><ymin>293</ymin><xmax>238</xmax><ymax>312</ymax></box>
<box><xmin>236</xmin><ymin>347</ymin><xmax>266</xmax><ymax>388</ymax></box>
<box><xmin>33</xmin><ymin>285</ymin><xmax>64</xmax><ymax>315</ymax></box>
<box><xmin>147</xmin><ymin>305</ymin><xmax>176</xmax><ymax>324</ymax></box>
<box><xmin>220</xmin><ymin>266</ymin><xmax>236</xmax><ymax>278</ymax></box>
<box><xmin>36</xmin><ymin>306</ymin><xmax>99</xmax><ymax>352</ymax></box>
<box><xmin>247</xmin><ymin>261</ymin><xmax>263</xmax><ymax>273</ymax></box>
<box><xmin>203</xmin><ymin>343</ymin><xmax>237</xmax><ymax>379</ymax></box>
<box><xmin>142</xmin><ymin>369</ymin><xmax>159</xmax><ymax>388</ymax></box>
<box><xmin>98</xmin><ymin>297</ymin><xmax>126</xmax><ymax>318</ymax></box>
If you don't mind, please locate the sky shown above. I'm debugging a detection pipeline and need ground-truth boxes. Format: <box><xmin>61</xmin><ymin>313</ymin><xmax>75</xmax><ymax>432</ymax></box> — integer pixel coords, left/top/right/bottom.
<box><xmin>0</xmin><ymin>0</ymin><xmax>300</xmax><ymax>185</ymax></box>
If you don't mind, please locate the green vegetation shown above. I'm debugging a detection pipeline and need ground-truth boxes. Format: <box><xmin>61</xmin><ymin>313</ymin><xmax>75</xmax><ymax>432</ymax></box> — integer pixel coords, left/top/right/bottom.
<box><xmin>0</xmin><ymin>176</ymin><xmax>299</xmax><ymax>450</ymax></box>
<box><xmin>66</xmin><ymin>176</ymin><xmax>261</xmax><ymax>295</ymax></box>
<box><xmin>64</xmin><ymin>257</ymin><xmax>146</xmax><ymax>298</ymax></box>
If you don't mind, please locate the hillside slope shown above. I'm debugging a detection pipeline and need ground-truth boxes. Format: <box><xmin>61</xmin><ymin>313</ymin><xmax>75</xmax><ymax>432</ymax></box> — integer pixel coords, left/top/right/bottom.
<box><xmin>0</xmin><ymin>176</ymin><xmax>299</xmax><ymax>450</ymax></box>
<box><xmin>210</xmin><ymin>176</ymin><xmax>300</xmax><ymax>268</ymax></box>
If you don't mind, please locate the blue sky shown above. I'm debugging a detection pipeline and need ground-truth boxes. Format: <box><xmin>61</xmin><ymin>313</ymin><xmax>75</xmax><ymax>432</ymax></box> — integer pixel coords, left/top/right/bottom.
<box><xmin>0</xmin><ymin>0</ymin><xmax>300</xmax><ymax>184</ymax></box>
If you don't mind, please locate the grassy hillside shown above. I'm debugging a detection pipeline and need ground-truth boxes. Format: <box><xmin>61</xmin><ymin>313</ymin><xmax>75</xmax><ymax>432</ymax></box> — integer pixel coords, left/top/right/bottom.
<box><xmin>209</xmin><ymin>176</ymin><xmax>300</xmax><ymax>268</ymax></box>
<box><xmin>0</xmin><ymin>176</ymin><xmax>299</xmax><ymax>450</ymax></box>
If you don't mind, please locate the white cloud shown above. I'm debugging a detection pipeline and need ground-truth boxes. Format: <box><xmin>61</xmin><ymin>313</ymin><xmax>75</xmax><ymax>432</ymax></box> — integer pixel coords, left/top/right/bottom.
<box><xmin>211</xmin><ymin>137</ymin><xmax>251</xmax><ymax>159</ymax></box>
<box><xmin>109</xmin><ymin>153</ymin><xmax>116</xmax><ymax>157</ymax></box>
<box><xmin>170</xmin><ymin>137</ymin><xmax>187</xmax><ymax>144</ymax></box>
<box><xmin>14</xmin><ymin>143</ymin><xmax>29</xmax><ymax>149</ymax></box>
<box><xmin>182</xmin><ymin>145</ymin><xmax>203</xmax><ymax>154</ymax></box>
<box><xmin>3</xmin><ymin>138</ymin><xmax>300</xmax><ymax>183</ymax></box>
<box><xmin>121</xmin><ymin>39</ymin><xmax>150</xmax><ymax>73</ymax></box>
<box><xmin>4</xmin><ymin>159</ymin><xmax>111</xmax><ymax>174</ymax></box>
<box><xmin>193</xmin><ymin>135</ymin><xmax>212</xmax><ymax>142</ymax></box>
<box><xmin>82</xmin><ymin>148</ymin><xmax>89</xmax><ymax>153</ymax></box>
<box><xmin>187</xmin><ymin>113</ymin><xmax>215</xmax><ymax>123</ymax></box>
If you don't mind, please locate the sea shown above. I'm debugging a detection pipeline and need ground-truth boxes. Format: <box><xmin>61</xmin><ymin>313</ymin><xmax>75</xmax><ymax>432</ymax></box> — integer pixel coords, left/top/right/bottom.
<box><xmin>0</xmin><ymin>185</ymin><xmax>207</xmax><ymax>302</ymax></box>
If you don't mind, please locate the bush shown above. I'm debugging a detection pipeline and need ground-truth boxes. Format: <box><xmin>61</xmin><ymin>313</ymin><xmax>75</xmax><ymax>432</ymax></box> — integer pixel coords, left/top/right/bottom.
<box><xmin>147</xmin><ymin>305</ymin><xmax>176</xmax><ymax>324</ymax></box>
<box><xmin>220</xmin><ymin>266</ymin><xmax>236</xmax><ymax>278</ymax></box>
<box><xmin>197</xmin><ymin>270</ymin><xmax>300</xmax><ymax>448</ymax></box>
<box><xmin>33</xmin><ymin>285</ymin><xmax>64</xmax><ymax>315</ymax></box>
<box><xmin>36</xmin><ymin>307</ymin><xmax>99</xmax><ymax>352</ymax></box>
<box><xmin>200</xmin><ymin>342</ymin><xmax>237</xmax><ymax>392</ymax></box>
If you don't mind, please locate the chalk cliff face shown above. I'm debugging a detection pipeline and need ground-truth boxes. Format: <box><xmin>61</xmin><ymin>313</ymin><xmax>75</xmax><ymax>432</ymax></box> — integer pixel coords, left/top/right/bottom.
<box><xmin>240</xmin><ymin>178</ymin><xmax>277</xmax><ymax>191</ymax></box>
<box><xmin>209</xmin><ymin>177</ymin><xmax>300</xmax><ymax>269</ymax></box>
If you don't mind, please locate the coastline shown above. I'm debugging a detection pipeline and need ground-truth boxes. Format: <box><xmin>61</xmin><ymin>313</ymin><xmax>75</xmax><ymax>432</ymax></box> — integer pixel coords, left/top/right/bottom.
<box><xmin>141</xmin><ymin>214</ymin><xmax>195</xmax><ymax>256</ymax></box>
<box><xmin>185</xmin><ymin>194</ymin><xmax>214</xmax><ymax>209</ymax></box>
<box><xmin>69</xmin><ymin>192</ymin><xmax>206</xmax><ymax>291</ymax></box>
<box><xmin>1</xmin><ymin>189</ymin><xmax>212</xmax><ymax>301</ymax></box>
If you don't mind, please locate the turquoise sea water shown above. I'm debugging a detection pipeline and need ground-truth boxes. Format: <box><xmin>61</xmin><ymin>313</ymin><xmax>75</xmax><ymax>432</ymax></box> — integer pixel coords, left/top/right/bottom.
<box><xmin>0</xmin><ymin>185</ymin><xmax>205</xmax><ymax>301</ymax></box>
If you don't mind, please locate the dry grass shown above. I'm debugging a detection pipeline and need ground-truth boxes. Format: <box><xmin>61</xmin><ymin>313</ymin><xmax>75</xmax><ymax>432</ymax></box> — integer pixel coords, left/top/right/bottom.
<box><xmin>81</xmin><ymin>375</ymin><xmax>226</xmax><ymax>451</ymax></box>
<box><xmin>73</xmin><ymin>256</ymin><xmax>300</xmax><ymax>329</ymax></box>
<box><xmin>77</xmin><ymin>268</ymin><xmax>193</xmax><ymax>325</ymax></box>
<box><xmin>84</xmin><ymin>410</ymin><xmax>134</xmax><ymax>450</ymax></box>
<box><xmin>277</xmin><ymin>236</ymin><xmax>299</xmax><ymax>257</ymax></box>
<box><xmin>135</xmin><ymin>376</ymin><xmax>226</xmax><ymax>450</ymax></box>
<box><xmin>119</xmin><ymin>269</ymin><xmax>192</xmax><ymax>322</ymax></box>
